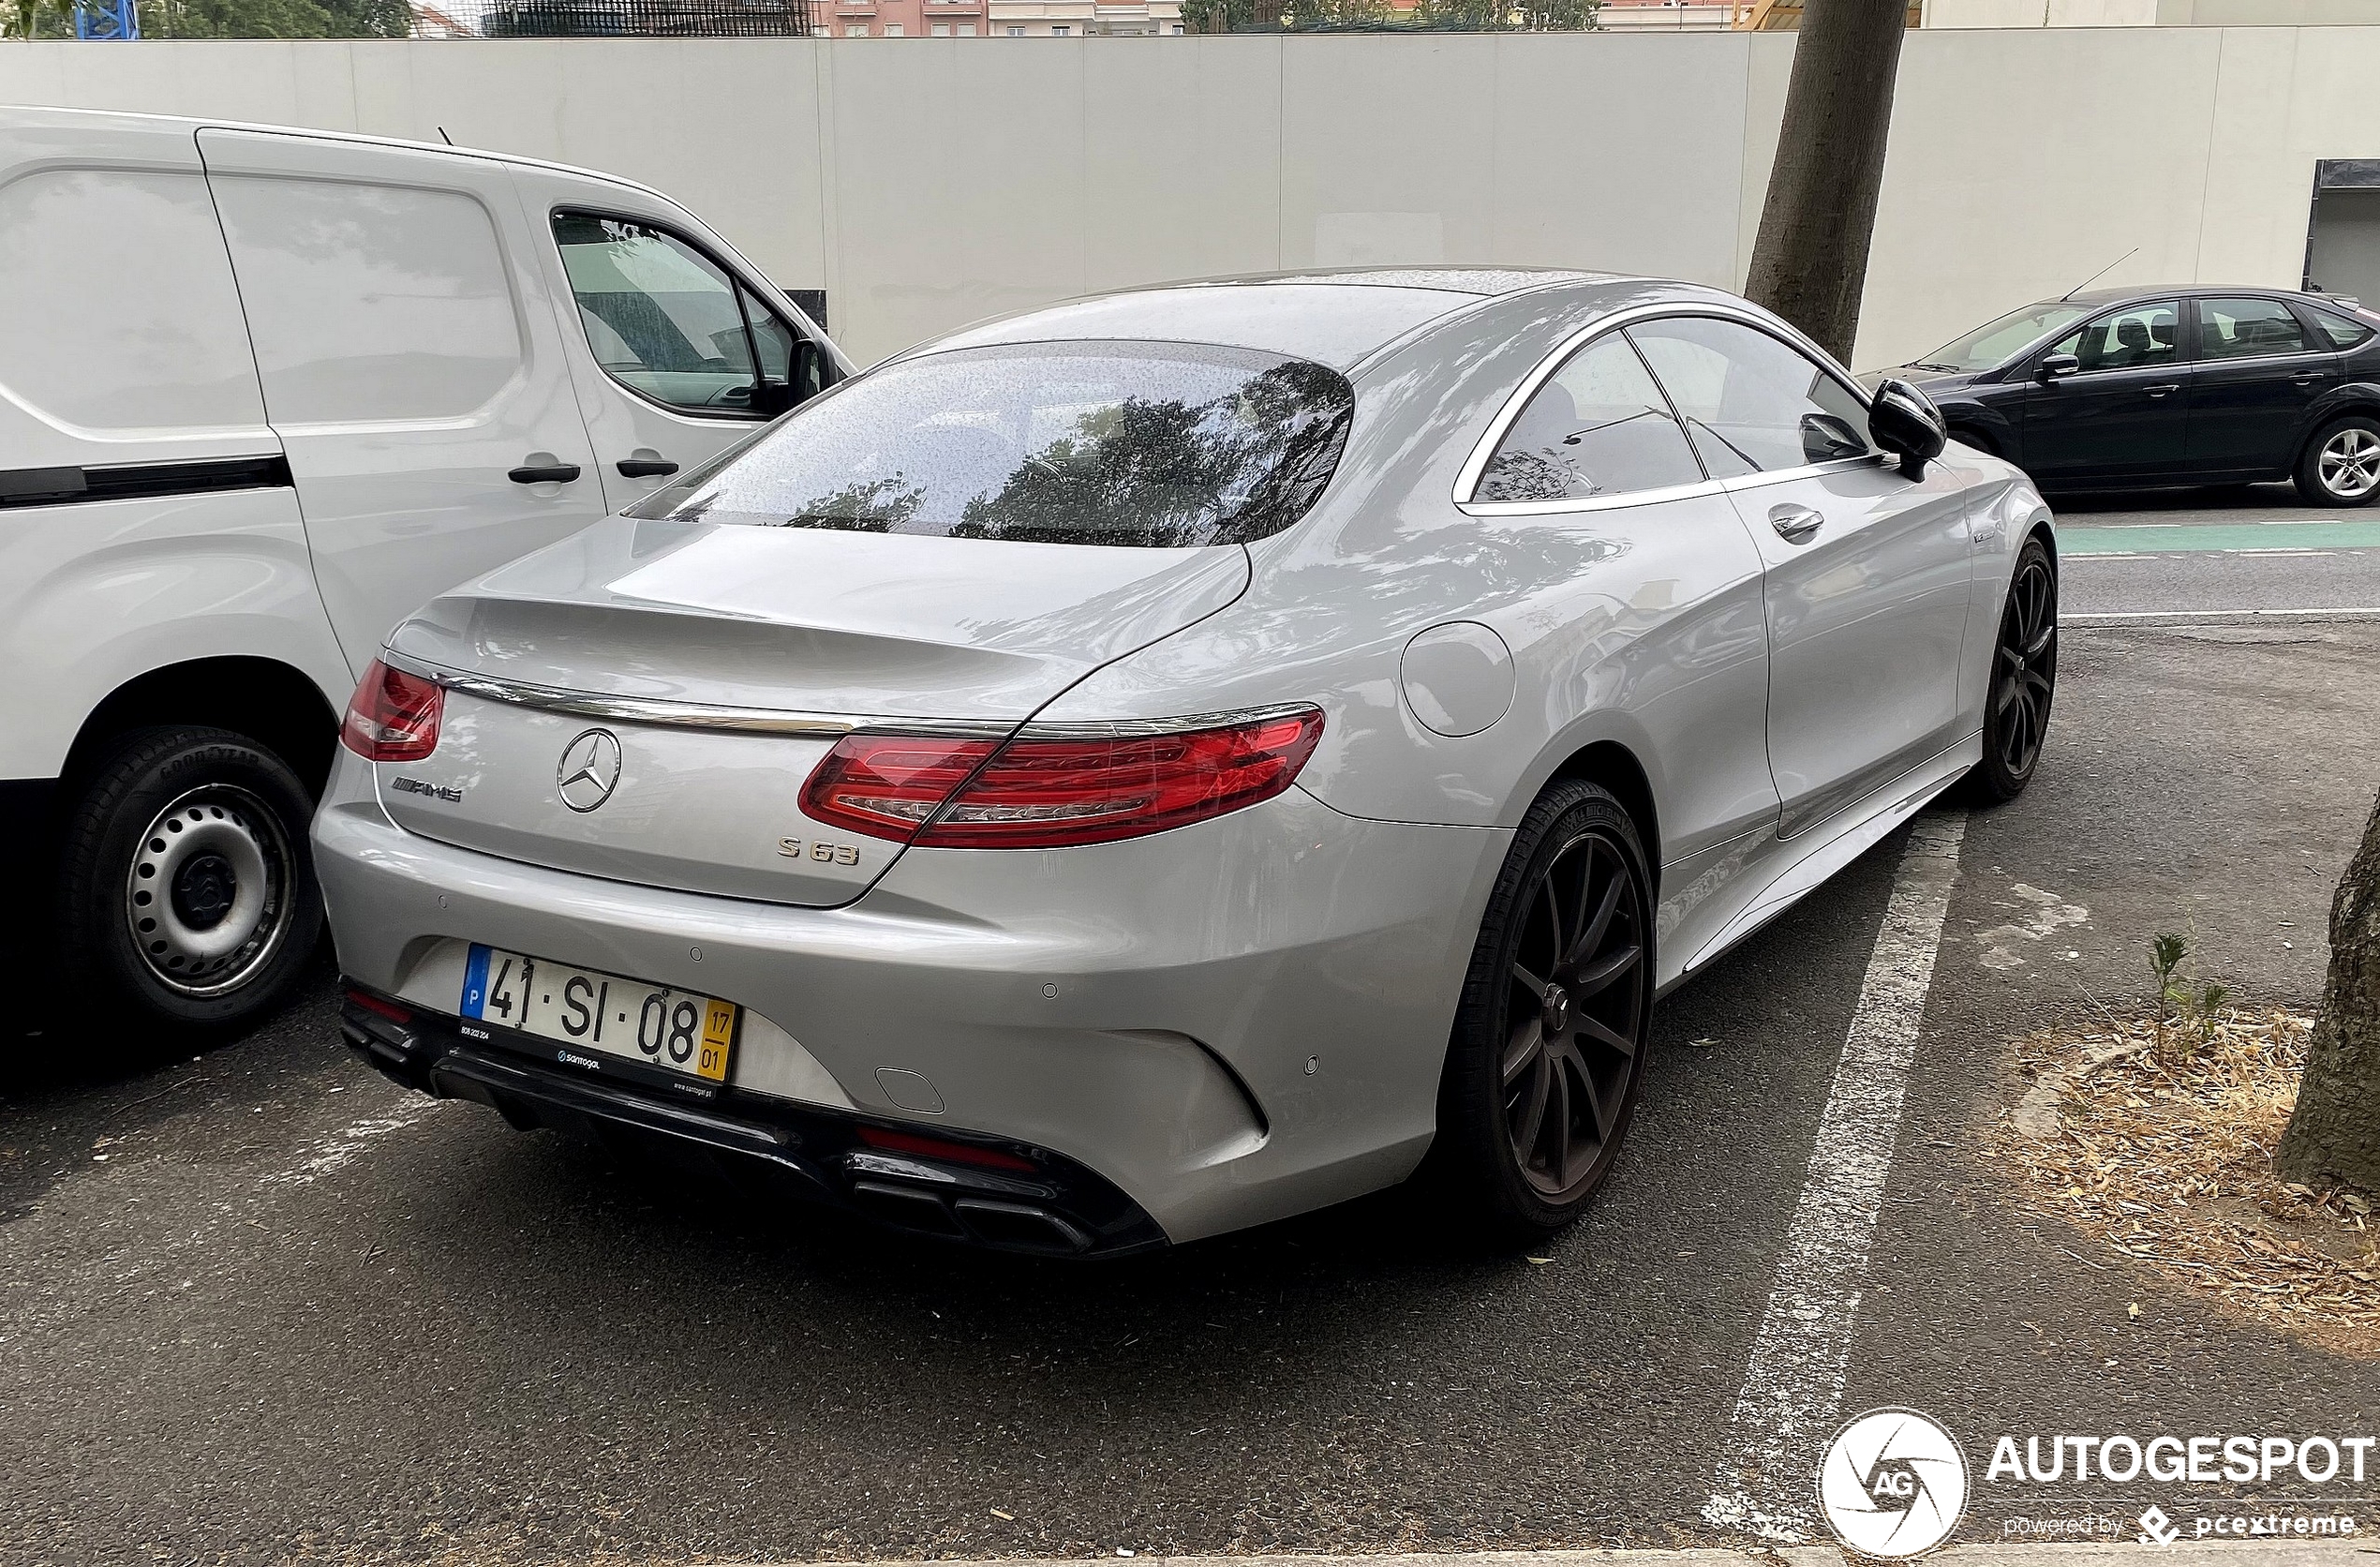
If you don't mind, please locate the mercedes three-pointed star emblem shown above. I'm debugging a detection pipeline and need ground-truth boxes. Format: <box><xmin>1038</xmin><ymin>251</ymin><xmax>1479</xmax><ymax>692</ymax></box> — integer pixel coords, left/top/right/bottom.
<box><xmin>556</xmin><ymin>728</ymin><xmax>623</xmax><ymax>813</ymax></box>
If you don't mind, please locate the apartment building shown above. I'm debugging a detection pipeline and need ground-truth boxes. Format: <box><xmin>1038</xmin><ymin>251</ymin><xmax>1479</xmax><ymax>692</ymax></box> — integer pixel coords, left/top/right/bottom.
<box><xmin>985</xmin><ymin>0</ymin><xmax>1183</xmax><ymax>32</ymax></box>
<box><xmin>827</xmin><ymin>0</ymin><xmax>990</xmax><ymax>34</ymax></box>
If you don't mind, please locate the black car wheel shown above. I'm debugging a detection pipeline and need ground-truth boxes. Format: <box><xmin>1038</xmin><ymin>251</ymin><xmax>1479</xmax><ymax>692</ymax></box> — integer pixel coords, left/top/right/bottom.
<box><xmin>55</xmin><ymin>726</ymin><xmax>322</xmax><ymax>1035</ymax></box>
<box><xmin>2296</xmin><ymin>414</ymin><xmax>2380</xmax><ymax>507</ymax></box>
<box><xmin>1966</xmin><ymin>536</ymin><xmax>2057</xmax><ymax>804</ymax></box>
<box><xmin>1433</xmin><ymin>779</ymin><xmax>1654</xmax><ymax>1242</ymax></box>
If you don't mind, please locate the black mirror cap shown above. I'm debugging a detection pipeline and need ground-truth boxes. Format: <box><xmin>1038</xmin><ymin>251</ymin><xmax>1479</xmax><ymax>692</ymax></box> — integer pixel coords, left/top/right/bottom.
<box><xmin>1870</xmin><ymin>377</ymin><xmax>1948</xmax><ymax>475</ymax></box>
<box><xmin>2036</xmin><ymin>351</ymin><xmax>2082</xmax><ymax>382</ymax></box>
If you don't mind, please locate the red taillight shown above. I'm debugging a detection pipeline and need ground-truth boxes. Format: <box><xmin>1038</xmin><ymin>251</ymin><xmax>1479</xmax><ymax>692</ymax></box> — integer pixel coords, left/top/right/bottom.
<box><xmin>799</xmin><ymin>708</ymin><xmax>1324</xmax><ymax>849</ymax></box>
<box><xmin>855</xmin><ymin>1125</ymin><xmax>1038</xmax><ymax>1173</ymax></box>
<box><xmin>340</xmin><ymin>659</ymin><xmax>444</xmax><ymax>762</ymax></box>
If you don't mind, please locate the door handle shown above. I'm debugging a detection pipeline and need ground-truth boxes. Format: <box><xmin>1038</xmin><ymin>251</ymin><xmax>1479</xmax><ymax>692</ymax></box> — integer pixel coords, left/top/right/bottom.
<box><xmin>2292</xmin><ymin>370</ymin><xmax>2326</xmax><ymax>383</ymax></box>
<box><xmin>2142</xmin><ymin>383</ymin><xmax>2181</xmax><ymax>397</ymax></box>
<box><xmin>508</xmin><ymin>458</ymin><xmax>583</xmax><ymax>485</ymax></box>
<box><xmin>616</xmin><ymin>456</ymin><xmax>679</xmax><ymax>479</ymax></box>
<box><xmin>1769</xmin><ymin>503</ymin><xmax>1824</xmax><ymax>545</ymax></box>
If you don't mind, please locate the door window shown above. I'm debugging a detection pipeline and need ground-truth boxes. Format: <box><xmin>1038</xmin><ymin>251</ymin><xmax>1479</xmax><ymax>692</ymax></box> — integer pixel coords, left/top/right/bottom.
<box><xmin>2045</xmin><ymin>301</ymin><xmax>2182</xmax><ymax>374</ymax></box>
<box><xmin>1627</xmin><ymin>315</ymin><xmax>1878</xmax><ymax>478</ymax></box>
<box><xmin>552</xmin><ymin>212</ymin><xmax>807</xmax><ymax>419</ymax></box>
<box><xmin>2197</xmin><ymin>296</ymin><xmax>2310</xmax><ymax>360</ymax></box>
<box><xmin>1475</xmin><ymin>333</ymin><xmax>1703</xmax><ymax>502</ymax></box>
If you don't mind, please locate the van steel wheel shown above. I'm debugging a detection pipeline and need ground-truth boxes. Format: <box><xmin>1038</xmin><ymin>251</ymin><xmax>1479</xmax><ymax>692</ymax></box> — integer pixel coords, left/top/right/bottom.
<box><xmin>2297</xmin><ymin>415</ymin><xmax>2380</xmax><ymax>507</ymax></box>
<box><xmin>1434</xmin><ymin>780</ymin><xmax>1654</xmax><ymax>1240</ymax></box>
<box><xmin>1966</xmin><ymin>536</ymin><xmax>2057</xmax><ymax>805</ymax></box>
<box><xmin>57</xmin><ymin>726</ymin><xmax>322</xmax><ymax>1034</ymax></box>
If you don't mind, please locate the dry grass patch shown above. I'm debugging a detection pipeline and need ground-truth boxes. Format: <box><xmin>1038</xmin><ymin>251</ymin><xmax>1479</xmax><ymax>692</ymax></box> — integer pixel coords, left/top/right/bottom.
<box><xmin>1987</xmin><ymin>1007</ymin><xmax>2380</xmax><ymax>1356</ymax></box>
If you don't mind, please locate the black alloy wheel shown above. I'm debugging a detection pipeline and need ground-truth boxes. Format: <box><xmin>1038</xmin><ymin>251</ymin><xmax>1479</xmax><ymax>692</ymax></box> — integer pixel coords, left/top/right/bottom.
<box><xmin>1968</xmin><ymin>536</ymin><xmax>2057</xmax><ymax>803</ymax></box>
<box><xmin>1434</xmin><ymin>780</ymin><xmax>1654</xmax><ymax>1240</ymax></box>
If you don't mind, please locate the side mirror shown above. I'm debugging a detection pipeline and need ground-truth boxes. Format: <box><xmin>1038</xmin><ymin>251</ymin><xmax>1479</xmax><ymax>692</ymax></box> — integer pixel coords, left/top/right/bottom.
<box><xmin>2035</xmin><ymin>352</ymin><xmax>2081</xmax><ymax>382</ymax></box>
<box><xmin>1868</xmin><ymin>378</ymin><xmax>1947</xmax><ymax>476</ymax></box>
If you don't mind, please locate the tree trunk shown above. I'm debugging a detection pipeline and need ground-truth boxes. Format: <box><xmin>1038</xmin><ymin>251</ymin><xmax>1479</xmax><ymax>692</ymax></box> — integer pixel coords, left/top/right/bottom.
<box><xmin>2277</xmin><ymin>785</ymin><xmax>2380</xmax><ymax>1196</ymax></box>
<box><xmin>1743</xmin><ymin>0</ymin><xmax>1911</xmax><ymax>366</ymax></box>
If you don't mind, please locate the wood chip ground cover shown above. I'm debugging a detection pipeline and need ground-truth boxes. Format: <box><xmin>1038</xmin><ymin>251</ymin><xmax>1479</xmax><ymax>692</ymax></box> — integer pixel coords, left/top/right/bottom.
<box><xmin>1986</xmin><ymin>1008</ymin><xmax>2380</xmax><ymax>1356</ymax></box>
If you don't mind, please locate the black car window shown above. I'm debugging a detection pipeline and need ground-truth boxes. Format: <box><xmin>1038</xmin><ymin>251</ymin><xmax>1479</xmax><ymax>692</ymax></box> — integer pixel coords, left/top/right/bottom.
<box><xmin>1918</xmin><ymin>302</ymin><xmax>2092</xmax><ymax>372</ymax></box>
<box><xmin>625</xmin><ymin>340</ymin><xmax>1353</xmax><ymax>548</ymax></box>
<box><xmin>2047</xmin><ymin>301</ymin><xmax>2181</xmax><ymax>373</ymax></box>
<box><xmin>1475</xmin><ymin>333</ymin><xmax>1704</xmax><ymax>502</ymax></box>
<box><xmin>1627</xmin><ymin>316</ymin><xmax>1878</xmax><ymax>478</ymax></box>
<box><xmin>2198</xmin><ymin>297</ymin><xmax>2310</xmax><ymax>361</ymax></box>
<box><xmin>2308</xmin><ymin>306</ymin><xmax>2376</xmax><ymax>351</ymax></box>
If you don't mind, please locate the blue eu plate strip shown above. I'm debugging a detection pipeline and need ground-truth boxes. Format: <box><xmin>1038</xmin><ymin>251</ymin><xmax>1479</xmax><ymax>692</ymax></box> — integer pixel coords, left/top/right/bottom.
<box><xmin>461</xmin><ymin>944</ymin><xmax>491</xmax><ymax>1020</ymax></box>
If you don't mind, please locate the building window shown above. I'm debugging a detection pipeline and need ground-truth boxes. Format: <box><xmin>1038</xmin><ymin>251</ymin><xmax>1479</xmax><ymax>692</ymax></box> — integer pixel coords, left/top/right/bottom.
<box><xmin>1170</xmin><ymin>21</ymin><xmax>1183</xmax><ymax>28</ymax></box>
<box><xmin>959</xmin><ymin>21</ymin><xmax>976</xmax><ymax>31</ymax></box>
<box><xmin>931</xmin><ymin>21</ymin><xmax>948</xmax><ymax>31</ymax></box>
<box><xmin>883</xmin><ymin>20</ymin><xmax>902</xmax><ymax>31</ymax></box>
<box><xmin>843</xmin><ymin>21</ymin><xmax>866</xmax><ymax>32</ymax></box>
<box><xmin>1049</xmin><ymin>22</ymin><xmax>1067</xmax><ymax>32</ymax></box>
<box><xmin>1006</xmin><ymin>22</ymin><xmax>1023</xmax><ymax>31</ymax></box>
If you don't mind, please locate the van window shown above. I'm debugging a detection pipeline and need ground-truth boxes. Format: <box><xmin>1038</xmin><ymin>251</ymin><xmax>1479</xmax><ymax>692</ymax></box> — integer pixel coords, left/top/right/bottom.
<box><xmin>0</xmin><ymin>170</ymin><xmax>265</xmax><ymax>433</ymax></box>
<box><xmin>209</xmin><ymin>177</ymin><xmax>524</xmax><ymax>425</ymax></box>
<box><xmin>552</xmin><ymin>213</ymin><xmax>805</xmax><ymax>419</ymax></box>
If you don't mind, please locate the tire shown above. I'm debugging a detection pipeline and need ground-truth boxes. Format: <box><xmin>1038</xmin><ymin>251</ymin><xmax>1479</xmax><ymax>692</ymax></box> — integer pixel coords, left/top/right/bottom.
<box><xmin>1431</xmin><ymin>780</ymin><xmax>1655</xmax><ymax>1244</ymax></box>
<box><xmin>2295</xmin><ymin>414</ymin><xmax>2380</xmax><ymax>507</ymax></box>
<box><xmin>54</xmin><ymin>725</ymin><xmax>322</xmax><ymax>1036</ymax></box>
<box><xmin>1965</xmin><ymin>535</ymin><xmax>2058</xmax><ymax>805</ymax></box>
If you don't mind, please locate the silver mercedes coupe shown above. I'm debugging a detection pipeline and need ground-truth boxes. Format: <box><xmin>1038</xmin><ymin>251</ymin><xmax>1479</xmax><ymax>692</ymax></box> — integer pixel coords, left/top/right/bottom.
<box><xmin>317</xmin><ymin>269</ymin><xmax>2057</xmax><ymax>1256</ymax></box>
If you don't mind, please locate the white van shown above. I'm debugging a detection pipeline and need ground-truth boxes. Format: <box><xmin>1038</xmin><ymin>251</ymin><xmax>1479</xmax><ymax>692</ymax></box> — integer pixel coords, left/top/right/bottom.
<box><xmin>0</xmin><ymin>106</ymin><xmax>852</xmax><ymax>1037</ymax></box>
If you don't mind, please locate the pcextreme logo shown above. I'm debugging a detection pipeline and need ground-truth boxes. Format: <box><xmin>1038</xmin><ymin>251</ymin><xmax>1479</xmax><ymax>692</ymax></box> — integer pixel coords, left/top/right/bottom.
<box><xmin>1817</xmin><ymin>1407</ymin><xmax>1971</xmax><ymax>1559</ymax></box>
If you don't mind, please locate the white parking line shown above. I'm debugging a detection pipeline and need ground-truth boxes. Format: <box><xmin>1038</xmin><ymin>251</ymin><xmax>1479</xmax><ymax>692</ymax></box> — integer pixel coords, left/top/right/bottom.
<box><xmin>2065</xmin><ymin>606</ymin><xmax>2380</xmax><ymax>623</ymax></box>
<box><xmin>1701</xmin><ymin>813</ymin><xmax>1968</xmax><ymax>1544</ymax></box>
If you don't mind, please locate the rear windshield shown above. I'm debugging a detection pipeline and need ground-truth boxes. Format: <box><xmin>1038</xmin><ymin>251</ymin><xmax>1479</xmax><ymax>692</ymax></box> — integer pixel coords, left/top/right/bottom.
<box><xmin>627</xmin><ymin>340</ymin><xmax>1354</xmax><ymax>548</ymax></box>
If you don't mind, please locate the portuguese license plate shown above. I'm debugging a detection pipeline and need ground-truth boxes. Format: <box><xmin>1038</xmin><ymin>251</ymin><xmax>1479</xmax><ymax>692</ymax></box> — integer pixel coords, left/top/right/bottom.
<box><xmin>460</xmin><ymin>944</ymin><xmax>736</xmax><ymax>1084</ymax></box>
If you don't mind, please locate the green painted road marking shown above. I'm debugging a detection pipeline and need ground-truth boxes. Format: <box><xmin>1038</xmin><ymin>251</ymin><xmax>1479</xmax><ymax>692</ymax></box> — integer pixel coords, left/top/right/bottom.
<box><xmin>2060</xmin><ymin>520</ymin><xmax>2380</xmax><ymax>555</ymax></box>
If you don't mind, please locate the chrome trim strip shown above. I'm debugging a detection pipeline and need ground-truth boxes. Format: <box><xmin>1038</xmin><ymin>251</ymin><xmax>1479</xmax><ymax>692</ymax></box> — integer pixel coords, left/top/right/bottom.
<box><xmin>380</xmin><ymin>651</ymin><xmax>1004</xmax><ymax>739</ymax></box>
<box><xmin>379</xmin><ymin>654</ymin><xmax>1318</xmax><ymax>743</ymax></box>
<box><xmin>1015</xmin><ymin>702</ymin><xmax>1321</xmax><ymax>740</ymax></box>
<box><xmin>1451</xmin><ymin>300</ymin><xmax>1879</xmax><ymax>513</ymax></box>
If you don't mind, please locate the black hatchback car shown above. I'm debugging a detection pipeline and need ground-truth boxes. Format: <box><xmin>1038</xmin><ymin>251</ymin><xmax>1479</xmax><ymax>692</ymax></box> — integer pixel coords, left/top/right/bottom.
<box><xmin>1869</xmin><ymin>286</ymin><xmax>2380</xmax><ymax>505</ymax></box>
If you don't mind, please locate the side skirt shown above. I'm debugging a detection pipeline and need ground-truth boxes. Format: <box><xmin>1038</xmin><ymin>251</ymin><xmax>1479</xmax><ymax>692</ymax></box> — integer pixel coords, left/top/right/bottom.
<box><xmin>1662</xmin><ymin>730</ymin><xmax>1981</xmax><ymax>993</ymax></box>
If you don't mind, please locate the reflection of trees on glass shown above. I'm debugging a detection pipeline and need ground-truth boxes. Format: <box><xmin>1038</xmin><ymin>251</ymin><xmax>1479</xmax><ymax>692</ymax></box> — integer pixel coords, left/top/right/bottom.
<box><xmin>949</xmin><ymin>364</ymin><xmax>1350</xmax><ymax>548</ymax></box>
<box><xmin>783</xmin><ymin>475</ymin><xmax>926</xmax><ymax>532</ymax></box>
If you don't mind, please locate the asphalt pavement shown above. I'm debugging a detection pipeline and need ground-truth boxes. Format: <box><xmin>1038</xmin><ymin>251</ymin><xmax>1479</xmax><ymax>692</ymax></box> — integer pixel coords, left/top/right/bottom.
<box><xmin>5</xmin><ymin>491</ymin><xmax>2379</xmax><ymax>1566</ymax></box>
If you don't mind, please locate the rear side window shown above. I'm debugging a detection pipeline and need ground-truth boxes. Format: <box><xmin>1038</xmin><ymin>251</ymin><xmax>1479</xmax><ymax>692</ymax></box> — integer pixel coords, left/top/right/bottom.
<box><xmin>1628</xmin><ymin>316</ymin><xmax>1877</xmax><ymax>477</ymax></box>
<box><xmin>553</xmin><ymin>213</ymin><xmax>811</xmax><ymax>418</ymax></box>
<box><xmin>210</xmin><ymin>176</ymin><xmax>523</xmax><ymax>425</ymax></box>
<box><xmin>2198</xmin><ymin>296</ymin><xmax>2310</xmax><ymax>360</ymax></box>
<box><xmin>628</xmin><ymin>341</ymin><xmax>1354</xmax><ymax>548</ymax></box>
<box><xmin>1475</xmin><ymin>333</ymin><xmax>1703</xmax><ymax>502</ymax></box>
<box><xmin>0</xmin><ymin>169</ymin><xmax>266</xmax><ymax>432</ymax></box>
<box><xmin>2309</xmin><ymin>306</ymin><xmax>2375</xmax><ymax>351</ymax></box>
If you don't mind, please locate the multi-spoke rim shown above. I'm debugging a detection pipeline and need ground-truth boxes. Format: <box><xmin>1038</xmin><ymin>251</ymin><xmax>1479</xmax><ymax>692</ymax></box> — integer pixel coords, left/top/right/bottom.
<box><xmin>1501</xmin><ymin>828</ymin><xmax>1648</xmax><ymax>1201</ymax></box>
<box><xmin>2319</xmin><ymin>426</ymin><xmax>2380</xmax><ymax>500</ymax></box>
<box><xmin>1992</xmin><ymin>553</ymin><xmax>2058</xmax><ymax>777</ymax></box>
<box><xmin>122</xmin><ymin>784</ymin><xmax>296</xmax><ymax>997</ymax></box>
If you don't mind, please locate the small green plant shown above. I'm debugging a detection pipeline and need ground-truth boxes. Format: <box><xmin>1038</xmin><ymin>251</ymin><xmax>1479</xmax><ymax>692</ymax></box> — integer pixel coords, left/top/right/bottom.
<box><xmin>2150</xmin><ymin>932</ymin><xmax>2189</xmax><ymax>1025</ymax></box>
<box><xmin>2147</xmin><ymin>933</ymin><xmax>2232</xmax><ymax>1053</ymax></box>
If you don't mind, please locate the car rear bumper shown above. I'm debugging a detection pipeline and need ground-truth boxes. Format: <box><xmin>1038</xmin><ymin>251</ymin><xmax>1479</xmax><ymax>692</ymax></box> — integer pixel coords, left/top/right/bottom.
<box><xmin>339</xmin><ymin>987</ymin><xmax>1168</xmax><ymax>1256</ymax></box>
<box><xmin>312</xmin><ymin>750</ymin><xmax>1508</xmax><ymax>1246</ymax></box>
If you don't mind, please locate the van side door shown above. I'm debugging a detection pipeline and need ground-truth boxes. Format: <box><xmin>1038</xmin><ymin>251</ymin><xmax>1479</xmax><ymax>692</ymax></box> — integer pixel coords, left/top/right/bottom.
<box><xmin>198</xmin><ymin>127</ymin><xmax>610</xmax><ymax>674</ymax></box>
<box><xmin>503</xmin><ymin>165</ymin><xmax>846</xmax><ymax>515</ymax></box>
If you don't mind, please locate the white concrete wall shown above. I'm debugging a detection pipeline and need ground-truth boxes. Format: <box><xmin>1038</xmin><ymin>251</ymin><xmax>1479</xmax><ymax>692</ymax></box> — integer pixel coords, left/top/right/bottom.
<box><xmin>2</xmin><ymin>29</ymin><xmax>2376</xmax><ymax>369</ymax></box>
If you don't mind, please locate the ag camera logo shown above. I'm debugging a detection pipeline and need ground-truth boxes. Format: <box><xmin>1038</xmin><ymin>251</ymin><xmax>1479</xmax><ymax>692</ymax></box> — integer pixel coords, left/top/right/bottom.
<box><xmin>1818</xmin><ymin>1407</ymin><xmax>1970</xmax><ymax>1558</ymax></box>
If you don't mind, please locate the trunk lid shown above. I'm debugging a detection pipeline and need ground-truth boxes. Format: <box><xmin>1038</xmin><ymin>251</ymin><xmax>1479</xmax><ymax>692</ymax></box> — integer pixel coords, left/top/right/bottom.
<box><xmin>375</xmin><ymin>516</ymin><xmax>1248</xmax><ymax>906</ymax></box>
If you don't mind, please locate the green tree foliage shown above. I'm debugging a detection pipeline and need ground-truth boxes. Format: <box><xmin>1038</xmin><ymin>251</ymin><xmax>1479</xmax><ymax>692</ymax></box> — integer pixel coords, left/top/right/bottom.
<box><xmin>118</xmin><ymin>0</ymin><xmax>410</xmax><ymax>36</ymax></box>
